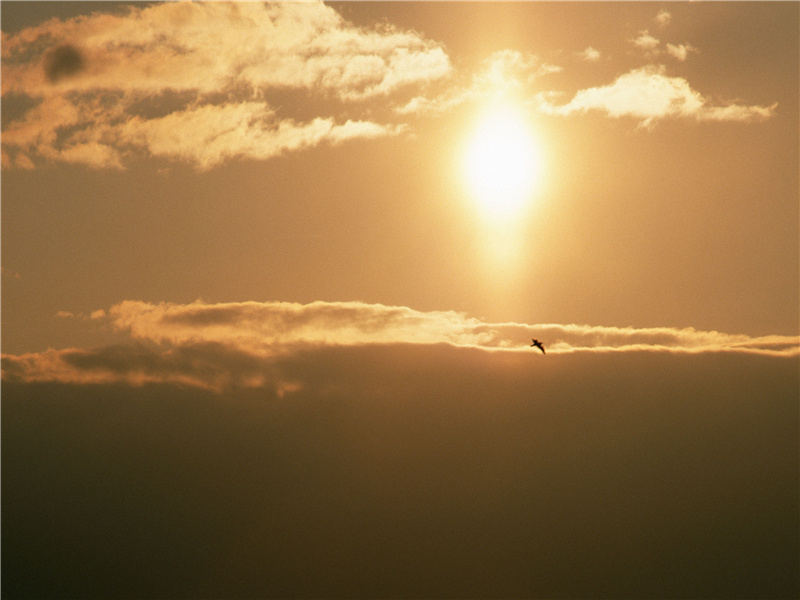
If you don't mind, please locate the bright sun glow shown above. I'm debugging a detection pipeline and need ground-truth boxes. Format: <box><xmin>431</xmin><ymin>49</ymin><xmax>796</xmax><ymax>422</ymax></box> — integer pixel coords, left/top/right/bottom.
<box><xmin>464</xmin><ymin>104</ymin><xmax>543</xmax><ymax>219</ymax></box>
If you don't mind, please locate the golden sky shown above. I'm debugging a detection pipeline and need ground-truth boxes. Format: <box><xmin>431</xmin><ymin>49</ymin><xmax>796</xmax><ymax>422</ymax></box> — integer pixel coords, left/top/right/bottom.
<box><xmin>1</xmin><ymin>4</ymin><xmax>799</xmax><ymax>597</ymax></box>
<box><xmin>1</xmin><ymin>1</ymin><xmax>797</xmax><ymax>356</ymax></box>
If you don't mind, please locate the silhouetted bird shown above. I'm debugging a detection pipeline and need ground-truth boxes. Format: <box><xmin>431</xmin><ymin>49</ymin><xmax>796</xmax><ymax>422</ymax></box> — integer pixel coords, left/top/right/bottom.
<box><xmin>530</xmin><ymin>338</ymin><xmax>545</xmax><ymax>354</ymax></box>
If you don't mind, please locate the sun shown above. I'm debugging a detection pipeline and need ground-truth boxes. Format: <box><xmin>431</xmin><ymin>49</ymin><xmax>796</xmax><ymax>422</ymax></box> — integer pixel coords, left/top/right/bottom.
<box><xmin>463</xmin><ymin>103</ymin><xmax>543</xmax><ymax>219</ymax></box>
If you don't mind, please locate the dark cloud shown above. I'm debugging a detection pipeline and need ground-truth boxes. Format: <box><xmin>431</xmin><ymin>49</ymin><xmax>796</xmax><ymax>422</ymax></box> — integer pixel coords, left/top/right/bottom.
<box><xmin>2</xmin><ymin>346</ymin><xmax>798</xmax><ymax>598</ymax></box>
<box><xmin>1</xmin><ymin>341</ymin><xmax>290</xmax><ymax>393</ymax></box>
<box><xmin>44</xmin><ymin>44</ymin><xmax>85</xmax><ymax>83</ymax></box>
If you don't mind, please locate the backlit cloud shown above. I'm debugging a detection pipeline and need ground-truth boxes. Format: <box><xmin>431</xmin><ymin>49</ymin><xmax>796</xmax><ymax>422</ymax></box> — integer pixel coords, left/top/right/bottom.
<box><xmin>537</xmin><ymin>65</ymin><xmax>777</xmax><ymax>126</ymax></box>
<box><xmin>3</xmin><ymin>300</ymin><xmax>797</xmax><ymax>392</ymax></box>
<box><xmin>1</xmin><ymin>1</ymin><xmax>449</xmax><ymax>169</ymax></box>
<box><xmin>665</xmin><ymin>43</ymin><xmax>699</xmax><ymax>62</ymax></box>
<box><xmin>633</xmin><ymin>30</ymin><xmax>661</xmax><ymax>52</ymax></box>
<box><xmin>396</xmin><ymin>50</ymin><xmax>560</xmax><ymax>115</ymax></box>
<box><xmin>578</xmin><ymin>47</ymin><xmax>602</xmax><ymax>62</ymax></box>
<box><xmin>655</xmin><ymin>9</ymin><xmax>672</xmax><ymax>28</ymax></box>
<box><xmin>105</xmin><ymin>300</ymin><xmax>497</xmax><ymax>353</ymax></box>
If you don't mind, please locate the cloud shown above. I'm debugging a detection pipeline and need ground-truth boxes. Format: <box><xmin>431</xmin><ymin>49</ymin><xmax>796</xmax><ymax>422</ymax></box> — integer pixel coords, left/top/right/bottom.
<box><xmin>578</xmin><ymin>47</ymin><xmax>602</xmax><ymax>62</ymax></box>
<box><xmin>665</xmin><ymin>42</ymin><xmax>699</xmax><ymax>62</ymax></box>
<box><xmin>118</xmin><ymin>103</ymin><xmax>404</xmax><ymax>170</ymax></box>
<box><xmin>3</xmin><ymin>299</ymin><xmax>797</xmax><ymax>392</ymax></box>
<box><xmin>396</xmin><ymin>50</ymin><xmax>560</xmax><ymax>116</ymax></box>
<box><xmin>655</xmin><ymin>9</ymin><xmax>672</xmax><ymax>28</ymax></box>
<box><xmin>1</xmin><ymin>1</ymin><xmax>449</xmax><ymax>169</ymax></box>
<box><xmin>43</xmin><ymin>44</ymin><xmax>85</xmax><ymax>82</ymax></box>
<box><xmin>631</xmin><ymin>21</ymin><xmax>697</xmax><ymax>63</ymax></box>
<box><xmin>472</xmin><ymin>50</ymin><xmax>562</xmax><ymax>90</ymax></box>
<box><xmin>105</xmin><ymin>300</ymin><xmax>498</xmax><ymax>353</ymax></box>
<box><xmin>0</xmin><ymin>343</ymin><xmax>280</xmax><ymax>392</ymax></box>
<box><xmin>1</xmin><ymin>2</ymin><xmax>449</xmax><ymax>99</ymax></box>
<box><xmin>633</xmin><ymin>30</ymin><xmax>660</xmax><ymax>52</ymax></box>
<box><xmin>537</xmin><ymin>65</ymin><xmax>777</xmax><ymax>126</ymax></box>
<box><xmin>106</xmin><ymin>299</ymin><xmax>797</xmax><ymax>357</ymax></box>
<box><xmin>4</xmin><ymin>345</ymin><xmax>797</xmax><ymax>598</ymax></box>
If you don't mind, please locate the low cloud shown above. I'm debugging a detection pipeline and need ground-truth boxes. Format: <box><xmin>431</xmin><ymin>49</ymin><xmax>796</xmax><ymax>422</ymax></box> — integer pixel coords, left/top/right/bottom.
<box><xmin>106</xmin><ymin>299</ymin><xmax>798</xmax><ymax>357</ymax></box>
<box><xmin>0</xmin><ymin>343</ymin><xmax>279</xmax><ymax>392</ymax></box>
<box><xmin>1</xmin><ymin>1</ymin><xmax>448</xmax><ymax>169</ymax></box>
<box><xmin>105</xmin><ymin>300</ymin><xmax>497</xmax><ymax>353</ymax></box>
<box><xmin>537</xmin><ymin>65</ymin><xmax>777</xmax><ymax>127</ymax></box>
<box><xmin>3</xmin><ymin>300</ymin><xmax>797</xmax><ymax>392</ymax></box>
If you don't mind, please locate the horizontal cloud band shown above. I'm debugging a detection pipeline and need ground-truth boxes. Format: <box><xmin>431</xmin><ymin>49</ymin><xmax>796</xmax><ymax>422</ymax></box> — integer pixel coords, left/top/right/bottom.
<box><xmin>3</xmin><ymin>300</ymin><xmax>797</xmax><ymax>391</ymax></box>
<box><xmin>103</xmin><ymin>299</ymin><xmax>798</xmax><ymax>356</ymax></box>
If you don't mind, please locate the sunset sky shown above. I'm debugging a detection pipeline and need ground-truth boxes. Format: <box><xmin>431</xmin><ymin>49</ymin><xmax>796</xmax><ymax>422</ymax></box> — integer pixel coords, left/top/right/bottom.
<box><xmin>2</xmin><ymin>2</ymin><xmax>798</xmax><ymax>598</ymax></box>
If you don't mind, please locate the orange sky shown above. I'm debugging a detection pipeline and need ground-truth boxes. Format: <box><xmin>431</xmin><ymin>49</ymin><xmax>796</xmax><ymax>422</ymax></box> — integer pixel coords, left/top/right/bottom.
<box><xmin>2</xmin><ymin>4</ymin><xmax>798</xmax><ymax>598</ymax></box>
<box><xmin>1</xmin><ymin>1</ymin><xmax>797</xmax><ymax>356</ymax></box>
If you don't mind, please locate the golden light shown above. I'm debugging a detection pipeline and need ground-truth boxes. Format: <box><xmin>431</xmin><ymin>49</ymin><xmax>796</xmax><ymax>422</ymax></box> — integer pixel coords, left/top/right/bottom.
<box><xmin>463</xmin><ymin>103</ymin><xmax>543</xmax><ymax>219</ymax></box>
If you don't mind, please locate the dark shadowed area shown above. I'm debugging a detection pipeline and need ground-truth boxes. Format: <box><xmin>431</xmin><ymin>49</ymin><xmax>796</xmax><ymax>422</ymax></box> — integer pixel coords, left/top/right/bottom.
<box><xmin>44</xmin><ymin>44</ymin><xmax>85</xmax><ymax>82</ymax></box>
<box><xmin>3</xmin><ymin>346</ymin><xmax>798</xmax><ymax>599</ymax></box>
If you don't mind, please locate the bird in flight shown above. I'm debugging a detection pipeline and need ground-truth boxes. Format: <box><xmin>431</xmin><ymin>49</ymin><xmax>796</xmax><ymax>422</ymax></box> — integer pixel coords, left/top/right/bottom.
<box><xmin>530</xmin><ymin>338</ymin><xmax>546</xmax><ymax>354</ymax></box>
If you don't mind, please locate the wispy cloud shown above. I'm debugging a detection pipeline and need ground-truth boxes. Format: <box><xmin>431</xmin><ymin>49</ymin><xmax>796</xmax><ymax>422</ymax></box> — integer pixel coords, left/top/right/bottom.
<box><xmin>655</xmin><ymin>9</ymin><xmax>672</xmax><ymax>28</ymax></box>
<box><xmin>630</xmin><ymin>16</ymin><xmax>697</xmax><ymax>63</ymax></box>
<box><xmin>104</xmin><ymin>299</ymin><xmax>798</xmax><ymax>356</ymax></box>
<box><xmin>396</xmin><ymin>50</ymin><xmax>560</xmax><ymax>115</ymax></box>
<box><xmin>633</xmin><ymin>30</ymin><xmax>661</xmax><ymax>52</ymax></box>
<box><xmin>3</xmin><ymin>300</ymin><xmax>797</xmax><ymax>391</ymax></box>
<box><xmin>105</xmin><ymin>300</ymin><xmax>497</xmax><ymax>352</ymax></box>
<box><xmin>665</xmin><ymin>43</ymin><xmax>699</xmax><ymax>62</ymax></box>
<box><xmin>1</xmin><ymin>1</ymin><xmax>448</xmax><ymax>169</ymax></box>
<box><xmin>577</xmin><ymin>47</ymin><xmax>602</xmax><ymax>62</ymax></box>
<box><xmin>537</xmin><ymin>65</ymin><xmax>777</xmax><ymax>127</ymax></box>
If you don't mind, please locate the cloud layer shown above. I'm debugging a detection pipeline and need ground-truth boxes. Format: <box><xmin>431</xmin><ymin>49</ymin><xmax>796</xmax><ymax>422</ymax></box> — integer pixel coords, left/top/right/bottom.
<box><xmin>3</xmin><ymin>300</ymin><xmax>797</xmax><ymax>391</ymax></box>
<box><xmin>5</xmin><ymin>345</ymin><xmax>797</xmax><ymax>598</ymax></box>
<box><xmin>1</xmin><ymin>1</ymin><xmax>448</xmax><ymax>169</ymax></box>
<box><xmin>2</xmin><ymin>4</ymin><xmax>779</xmax><ymax>169</ymax></box>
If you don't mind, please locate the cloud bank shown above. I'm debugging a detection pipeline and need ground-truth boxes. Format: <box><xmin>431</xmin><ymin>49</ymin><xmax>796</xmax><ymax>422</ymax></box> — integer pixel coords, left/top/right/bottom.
<box><xmin>5</xmin><ymin>345</ymin><xmax>797</xmax><ymax>599</ymax></box>
<box><xmin>1</xmin><ymin>1</ymin><xmax>448</xmax><ymax>169</ymax></box>
<box><xmin>3</xmin><ymin>300</ymin><xmax>797</xmax><ymax>391</ymax></box>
